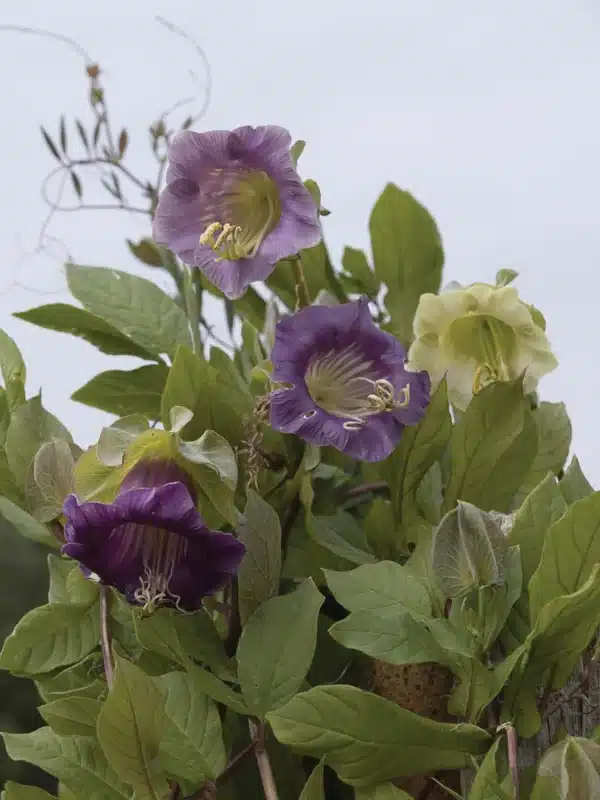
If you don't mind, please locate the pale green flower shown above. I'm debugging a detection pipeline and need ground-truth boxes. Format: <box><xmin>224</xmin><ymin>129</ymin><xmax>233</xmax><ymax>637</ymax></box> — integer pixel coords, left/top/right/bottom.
<box><xmin>407</xmin><ymin>282</ymin><xmax>557</xmax><ymax>409</ymax></box>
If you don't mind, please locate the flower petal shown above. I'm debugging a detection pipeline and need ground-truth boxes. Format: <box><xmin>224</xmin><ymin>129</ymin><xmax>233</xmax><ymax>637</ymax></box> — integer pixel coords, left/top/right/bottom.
<box><xmin>193</xmin><ymin>248</ymin><xmax>277</xmax><ymax>300</ymax></box>
<box><xmin>165</xmin><ymin>130</ymin><xmax>232</xmax><ymax>184</ymax></box>
<box><xmin>152</xmin><ymin>179</ymin><xmax>203</xmax><ymax>259</ymax></box>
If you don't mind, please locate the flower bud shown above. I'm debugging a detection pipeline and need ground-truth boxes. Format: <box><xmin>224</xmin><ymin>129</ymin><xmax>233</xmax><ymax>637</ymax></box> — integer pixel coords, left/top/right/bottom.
<box><xmin>432</xmin><ymin>500</ymin><xmax>508</xmax><ymax>598</ymax></box>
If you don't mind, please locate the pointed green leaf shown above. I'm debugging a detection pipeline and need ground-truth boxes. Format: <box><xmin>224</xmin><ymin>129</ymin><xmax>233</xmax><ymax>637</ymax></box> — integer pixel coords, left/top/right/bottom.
<box><xmin>560</xmin><ymin>456</ymin><xmax>594</xmax><ymax>504</ymax></box>
<box><xmin>324</xmin><ymin>561</ymin><xmax>431</xmax><ymax>616</ymax></box>
<box><xmin>237</xmin><ymin>579</ymin><xmax>324</xmax><ymax>717</ymax></box>
<box><xmin>2</xmin><ymin>783</ymin><xmax>56</xmax><ymax>800</ymax></box>
<box><xmin>329</xmin><ymin>607</ymin><xmax>446</xmax><ymax>665</ymax></box>
<box><xmin>72</xmin><ymin>364</ymin><xmax>168</xmax><ymax>418</ymax></box>
<box><xmin>369</xmin><ymin>184</ymin><xmax>444</xmax><ymax>346</ymax></box>
<box><xmin>66</xmin><ymin>263</ymin><xmax>192</xmax><ymax>359</ymax></box>
<box><xmin>39</xmin><ymin>696</ymin><xmax>102</xmax><ymax>736</ymax></box>
<box><xmin>47</xmin><ymin>554</ymin><xmax>99</xmax><ymax>605</ymax></box>
<box><xmin>385</xmin><ymin>379</ymin><xmax>451</xmax><ymax>530</ymax></box>
<box><xmin>155</xmin><ymin>670</ymin><xmax>226</xmax><ymax>783</ymax></box>
<box><xmin>268</xmin><ymin>685</ymin><xmax>490</xmax><ymax>787</ymax></box>
<box><xmin>0</xmin><ymin>601</ymin><xmax>99</xmax><ymax>676</ymax></box>
<box><xmin>5</xmin><ymin>395</ymin><xmax>72</xmax><ymax>487</ymax></box>
<box><xmin>340</xmin><ymin>246</ymin><xmax>379</xmax><ymax>297</ymax></box>
<box><xmin>25</xmin><ymin>438</ymin><xmax>76</xmax><ymax>522</ymax></box>
<box><xmin>0</xmin><ymin>497</ymin><xmax>59</xmax><ymax>549</ymax></box>
<box><xmin>96</xmin><ymin>655</ymin><xmax>169</xmax><ymax>798</ymax></box>
<box><xmin>529</xmin><ymin>491</ymin><xmax>600</xmax><ymax>622</ymax></box>
<box><xmin>2</xmin><ymin>728</ymin><xmax>130</xmax><ymax>799</ymax></box>
<box><xmin>178</xmin><ymin>429</ymin><xmax>238</xmax><ymax>490</ymax></box>
<box><xmin>14</xmin><ymin>303</ymin><xmax>160</xmax><ymax>360</ymax></box>
<box><xmin>236</xmin><ymin>489</ymin><xmax>282</xmax><ymax>624</ymax></box>
<box><xmin>444</xmin><ymin>381</ymin><xmax>535</xmax><ymax>512</ymax></box>
<box><xmin>0</xmin><ymin>329</ymin><xmax>26</xmax><ymax>410</ymax></box>
<box><xmin>308</xmin><ymin>512</ymin><xmax>377</xmax><ymax>565</ymax></box>
<box><xmin>299</xmin><ymin>758</ymin><xmax>326</xmax><ymax>799</ymax></box>
<box><xmin>514</xmin><ymin>402</ymin><xmax>572</xmax><ymax>506</ymax></box>
<box><xmin>96</xmin><ymin>415</ymin><xmax>149</xmax><ymax>467</ymax></box>
<box><xmin>508</xmin><ymin>473</ymin><xmax>566</xmax><ymax>586</ymax></box>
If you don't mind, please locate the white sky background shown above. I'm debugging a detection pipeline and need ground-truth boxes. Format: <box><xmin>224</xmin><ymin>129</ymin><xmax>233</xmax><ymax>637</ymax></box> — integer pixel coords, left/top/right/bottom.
<box><xmin>0</xmin><ymin>0</ymin><xmax>599</xmax><ymax>483</ymax></box>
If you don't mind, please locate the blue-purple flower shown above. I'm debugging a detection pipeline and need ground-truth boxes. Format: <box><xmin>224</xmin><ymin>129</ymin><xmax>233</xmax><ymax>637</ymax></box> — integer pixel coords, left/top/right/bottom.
<box><xmin>269</xmin><ymin>297</ymin><xmax>431</xmax><ymax>461</ymax></box>
<box><xmin>62</xmin><ymin>460</ymin><xmax>245</xmax><ymax>613</ymax></box>
<box><xmin>152</xmin><ymin>125</ymin><xmax>322</xmax><ymax>299</ymax></box>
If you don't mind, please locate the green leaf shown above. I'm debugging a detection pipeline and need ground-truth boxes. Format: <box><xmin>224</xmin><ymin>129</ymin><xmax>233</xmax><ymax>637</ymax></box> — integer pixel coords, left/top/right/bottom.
<box><xmin>96</xmin><ymin>415</ymin><xmax>149</xmax><ymax>467</ymax></box>
<box><xmin>0</xmin><ymin>496</ymin><xmax>59</xmax><ymax>549</ymax></box>
<box><xmin>298</xmin><ymin>241</ymin><xmax>346</xmax><ymax>304</ymax></box>
<box><xmin>355</xmin><ymin>785</ymin><xmax>413</xmax><ymax>800</ymax></box>
<box><xmin>299</xmin><ymin>758</ymin><xmax>326</xmax><ymax>799</ymax></box>
<box><xmin>237</xmin><ymin>579</ymin><xmax>324</xmax><ymax>718</ymax></box>
<box><xmin>15</xmin><ymin>303</ymin><xmax>160</xmax><ymax>361</ymax></box>
<box><xmin>444</xmin><ymin>380</ymin><xmax>535</xmax><ymax>513</ymax></box>
<box><xmin>2</xmin><ymin>783</ymin><xmax>56</xmax><ymax>800</ymax></box>
<box><xmin>0</xmin><ymin>329</ymin><xmax>26</xmax><ymax>410</ymax></box>
<box><xmin>39</xmin><ymin>696</ymin><xmax>102</xmax><ymax>736</ymax></box>
<box><xmin>508</xmin><ymin>474</ymin><xmax>566</xmax><ymax>587</ymax></box>
<box><xmin>329</xmin><ymin>607</ymin><xmax>446</xmax><ymax>665</ymax></box>
<box><xmin>162</xmin><ymin>344</ymin><xmax>246</xmax><ymax>445</ymax></box>
<box><xmin>308</xmin><ymin>512</ymin><xmax>377</xmax><ymax>565</ymax></box>
<box><xmin>340</xmin><ymin>246</ymin><xmax>379</xmax><ymax>297</ymax></box>
<box><xmin>133</xmin><ymin>606</ymin><xmax>192</xmax><ymax>668</ymax></box>
<box><xmin>35</xmin><ymin>652</ymin><xmax>105</xmax><ymax>704</ymax></box>
<box><xmin>66</xmin><ymin>263</ymin><xmax>192</xmax><ymax>359</ymax></box>
<box><xmin>495</xmin><ymin>268</ymin><xmax>519</xmax><ymax>287</ymax></box>
<box><xmin>5</xmin><ymin>394</ymin><xmax>72</xmax><ymax>487</ymax></box>
<box><xmin>529</xmin><ymin>491</ymin><xmax>600</xmax><ymax>622</ymax></box>
<box><xmin>268</xmin><ymin>685</ymin><xmax>490</xmax><ymax>787</ymax></box>
<box><xmin>186</xmin><ymin>666</ymin><xmax>248</xmax><ymax>714</ymax></box>
<box><xmin>384</xmin><ymin>379</ymin><xmax>452</xmax><ymax>536</ymax></box>
<box><xmin>504</xmin><ymin>565</ymin><xmax>600</xmax><ymax>735</ymax></box>
<box><xmin>72</xmin><ymin>364</ymin><xmax>168</xmax><ymax>418</ymax></box>
<box><xmin>96</xmin><ymin>655</ymin><xmax>169</xmax><ymax>798</ymax></box>
<box><xmin>126</xmin><ymin>237</ymin><xmax>168</xmax><ymax>267</ymax></box>
<box><xmin>369</xmin><ymin>184</ymin><xmax>444</xmax><ymax>346</ymax></box>
<box><xmin>467</xmin><ymin>737</ymin><xmax>511</xmax><ymax>800</ymax></box>
<box><xmin>560</xmin><ymin>456</ymin><xmax>594</xmax><ymax>504</ymax></box>
<box><xmin>324</xmin><ymin>561</ymin><xmax>431</xmax><ymax>616</ymax></box>
<box><xmin>48</xmin><ymin>554</ymin><xmax>99</xmax><ymax>605</ymax></box>
<box><xmin>2</xmin><ymin>728</ymin><xmax>130</xmax><ymax>799</ymax></box>
<box><xmin>155</xmin><ymin>670</ymin><xmax>226</xmax><ymax>783</ymax></box>
<box><xmin>536</xmin><ymin>736</ymin><xmax>600</xmax><ymax>800</ymax></box>
<box><xmin>177</xmin><ymin>429</ymin><xmax>238</xmax><ymax>490</ymax></box>
<box><xmin>290</xmin><ymin>139</ymin><xmax>306</xmax><ymax>166</ymax></box>
<box><xmin>0</xmin><ymin>601</ymin><xmax>99</xmax><ymax>676</ymax></box>
<box><xmin>514</xmin><ymin>402</ymin><xmax>572</xmax><ymax>506</ymax></box>
<box><xmin>25</xmin><ymin>438</ymin><xmax>76</xmax><ymax>522</ymax></box>
<box><xmin>236</xmin><ymin>489</ymin><xmax>282</xmax><ymax>625</ymax></box>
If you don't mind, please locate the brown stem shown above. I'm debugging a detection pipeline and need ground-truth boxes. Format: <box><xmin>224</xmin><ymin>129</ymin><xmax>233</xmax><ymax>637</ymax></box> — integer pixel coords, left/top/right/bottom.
<box><xmin>216</xmin><ymin>736</ymin><xmax>259</xmax><ymax>784</ymax></box>
<box><xmin>99</xmin><ymin>586</ymin><xmax>114</xmax><ymax>687</ymax></box>
<box><xmin>502</xmin><ymin>724</ymin><xmax>520</xmax><ymax>800</ymax></box>
<box><xmin>345</xmin><ymin>481</ymin><xmax>389</xmax><ymax>499</ymax></box>
<box><xmin>249</xmin><ymin>721</ymin><xmax>279</xmax><ymax>800</ymax></box>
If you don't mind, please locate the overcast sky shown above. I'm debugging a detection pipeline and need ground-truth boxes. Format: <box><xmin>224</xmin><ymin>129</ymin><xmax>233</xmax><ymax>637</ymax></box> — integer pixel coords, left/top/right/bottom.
<box><xmin>1</xmin><ymin>0</ymin><xmax>599</xmax><ymax>484</ymax></box>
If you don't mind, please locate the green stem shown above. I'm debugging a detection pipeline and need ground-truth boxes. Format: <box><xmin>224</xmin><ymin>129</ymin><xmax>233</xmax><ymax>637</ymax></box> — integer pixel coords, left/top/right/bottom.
<box><xmin>182</xmin><ymin>266</ymin><xmax>203</xmax><ymax>354</ymax></box>
<box><xmin>291</xmin><ymin>254</ymin><xmax>311</xmax><ymax>309</ymax></box>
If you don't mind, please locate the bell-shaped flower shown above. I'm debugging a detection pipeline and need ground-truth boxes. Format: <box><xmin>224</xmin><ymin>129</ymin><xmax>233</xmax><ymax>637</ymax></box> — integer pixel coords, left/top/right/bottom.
<box><xmin>407</xmin><ymin>282</ymin><xmax>557</xmax><ymax>409</ymax></box>
<box><xmin>269</xmin><ymin>297</ymin><xmax>430</xmax><ymax>461</ymax></box>
<box><xmin>152</xmin><ymin>125</ymin><xmax>322</xmax><ymax>299</ymax></box>
<box><xmin>62</xmin><ymin>459</ymin><xmax>245</xmax><ymax>613</ymax></box>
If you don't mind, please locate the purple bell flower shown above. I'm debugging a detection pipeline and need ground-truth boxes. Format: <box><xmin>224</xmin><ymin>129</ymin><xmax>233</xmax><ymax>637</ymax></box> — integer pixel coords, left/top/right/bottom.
<box><xmin>62</xmin><ymin>460</ymin><xmax>245</xmax><ymax>613</ymax></box>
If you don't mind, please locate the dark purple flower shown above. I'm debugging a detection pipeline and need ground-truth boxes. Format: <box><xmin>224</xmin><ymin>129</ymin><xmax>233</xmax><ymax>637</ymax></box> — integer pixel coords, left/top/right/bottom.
<box><xmin>152</xmin><ymin>125</ymin><xmax>322</xmax><ymax>299</ymax></box>
<box><xmin>269</xmin><ymin>297</ymin><xmax>431</xmax><ymax>462</ymax></box>
<box><xmin>62</xmin><ymin>460</ymin><xmax>245</xmax><ymax>613</ymax></box>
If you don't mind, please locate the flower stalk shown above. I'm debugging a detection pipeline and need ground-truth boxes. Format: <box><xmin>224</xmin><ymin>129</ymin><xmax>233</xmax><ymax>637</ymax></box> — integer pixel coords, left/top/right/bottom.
<box><xmin>99</xmin><ymin>586</ymin><xmax>114</xmax><ymax>687</ymax></box>
<box><xmin>291</xmin><ymin>253</ymin><xmax>311</xmax><ymax>309</ymax></box>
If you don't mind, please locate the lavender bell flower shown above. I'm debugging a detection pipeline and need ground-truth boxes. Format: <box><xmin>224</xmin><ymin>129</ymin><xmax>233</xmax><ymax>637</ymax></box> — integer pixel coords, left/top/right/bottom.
<box><xmin>62</xmin><ymin>460</ymin><xmax>246</xmax><ymax>613</ymax></box>
<box><xmin>152</xmin><ymin>125</ymin><xmax>322</xmax><ymax>299</ymax></box>
<box><xmin>269</xmin><ymin>297</ymin><xmax>431</xmax><ymax>462</ymax></box>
